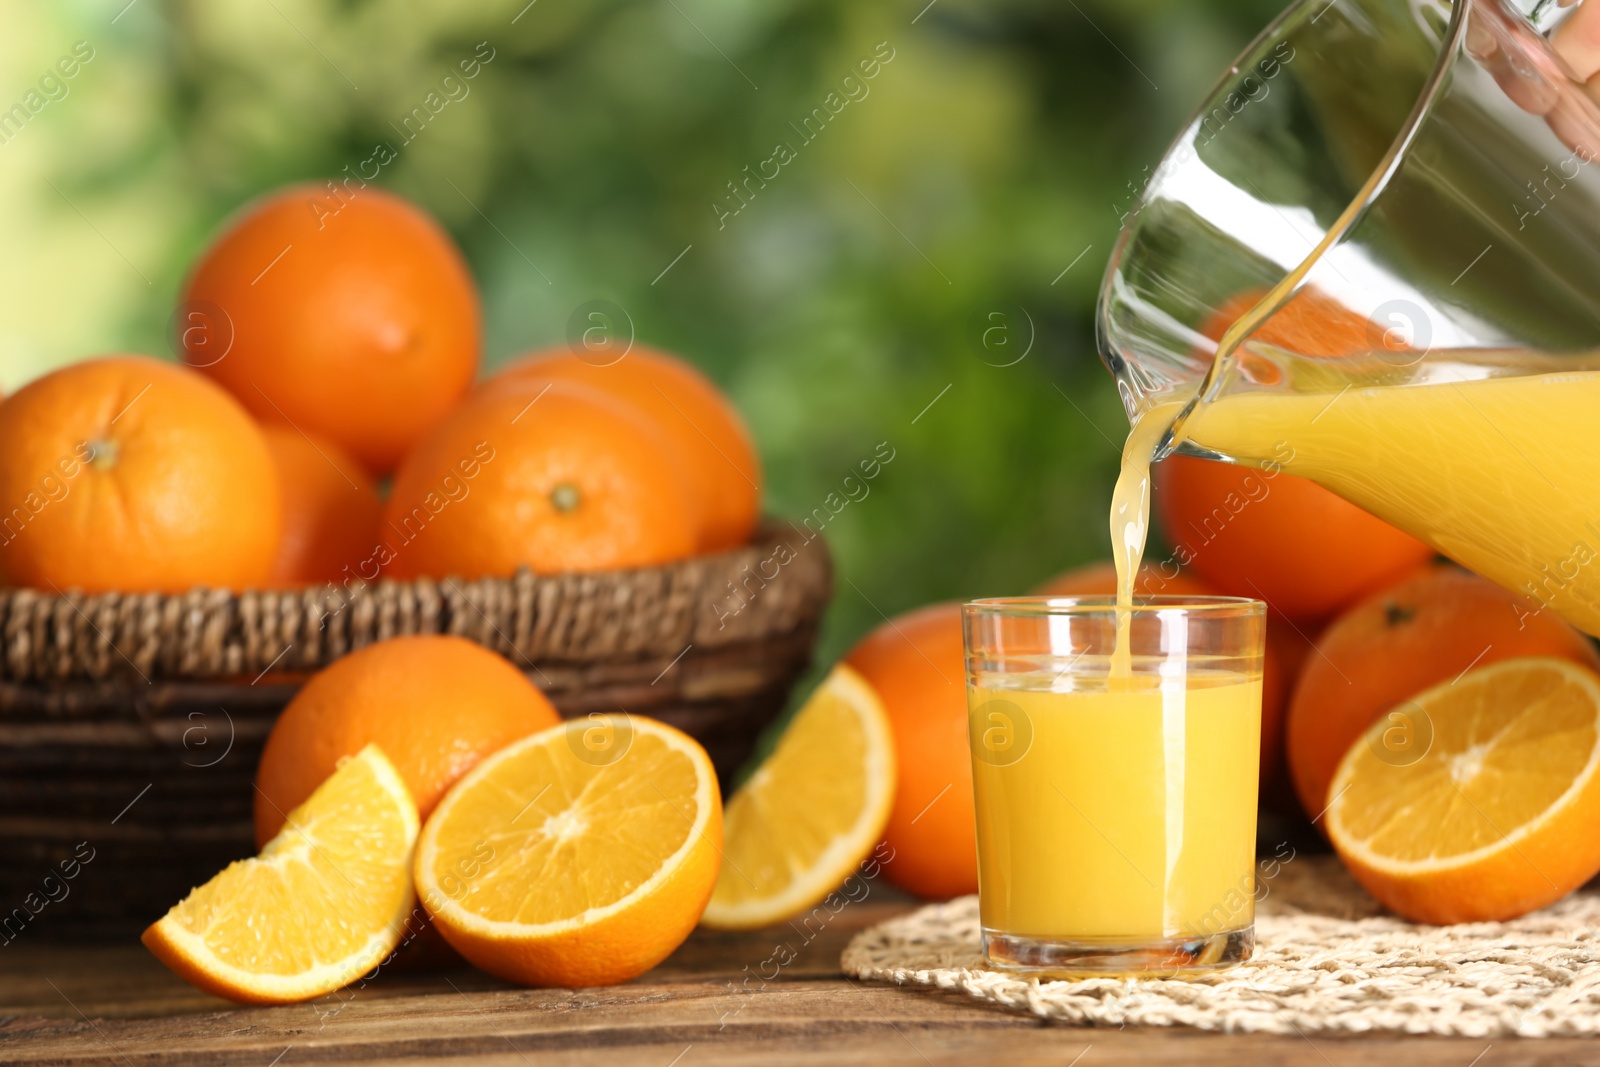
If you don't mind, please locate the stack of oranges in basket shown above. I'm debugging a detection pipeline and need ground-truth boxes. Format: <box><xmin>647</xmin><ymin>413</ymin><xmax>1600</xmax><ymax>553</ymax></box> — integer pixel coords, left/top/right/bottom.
<box><xmin>0</xmin><ymin>184</ymin><xmax>761</xmax><ymax>598</ymax></box>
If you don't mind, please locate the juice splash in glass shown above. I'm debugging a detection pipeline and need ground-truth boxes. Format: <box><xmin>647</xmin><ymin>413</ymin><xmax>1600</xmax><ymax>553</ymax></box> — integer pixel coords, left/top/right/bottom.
<box><xmin>963</xmin><ymin>597</ymin><xmax>1265</xmax><ymax>975</ymax></box>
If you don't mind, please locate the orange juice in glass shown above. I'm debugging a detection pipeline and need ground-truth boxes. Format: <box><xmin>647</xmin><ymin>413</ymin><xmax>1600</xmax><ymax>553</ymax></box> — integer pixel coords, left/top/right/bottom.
<box><xmin>963</xmin><ymin>596</ymin><xmax>1264</xmax><ymax>975</ymax></box>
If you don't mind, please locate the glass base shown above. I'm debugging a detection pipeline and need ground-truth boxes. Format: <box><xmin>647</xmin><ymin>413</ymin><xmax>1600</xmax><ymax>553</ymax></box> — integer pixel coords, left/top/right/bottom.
<box><xmin>982</xmin><ymin>924</ymin><xmax>1253</xmax><ymax>978</ymax></box>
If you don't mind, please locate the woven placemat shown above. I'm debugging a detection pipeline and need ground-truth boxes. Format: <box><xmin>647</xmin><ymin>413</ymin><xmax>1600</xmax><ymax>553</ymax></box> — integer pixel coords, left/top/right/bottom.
<box><xmin>842</xmin><ymin>856</ymin><xmax>1600</xmax><ymax>1037</ymax></box>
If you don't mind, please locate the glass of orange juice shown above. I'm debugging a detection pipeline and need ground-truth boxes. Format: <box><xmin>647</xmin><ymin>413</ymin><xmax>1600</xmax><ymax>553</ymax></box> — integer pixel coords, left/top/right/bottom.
<box><xmin>963</xmin><ymin>596</ymin><xmax>1265</xmax><ymax>976</ymax></box>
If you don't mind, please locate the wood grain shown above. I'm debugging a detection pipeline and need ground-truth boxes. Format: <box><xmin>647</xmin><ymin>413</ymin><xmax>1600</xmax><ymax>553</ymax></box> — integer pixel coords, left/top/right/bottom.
<box><xmin>2</xmin><ymin>902</ymin><xmax>1595</xmax><ymax>1066</ymax></box>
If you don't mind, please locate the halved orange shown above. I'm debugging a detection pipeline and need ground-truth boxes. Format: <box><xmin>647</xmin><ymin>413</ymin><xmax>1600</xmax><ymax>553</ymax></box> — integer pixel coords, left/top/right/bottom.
<box><xmin>1326</xmin><ymin>657</ymin><xmax>1600</xmax><ymax>924</ymax></box>
<box><xmin>700</xmin><ymin>664</ymin><xmax>896</xmax><ymax>930</ymax></box>
<box><xmin>415</xmin><ymin>715</ymin><xmax>721</xmax><ymax>987</ymax></box>
<box><xmin>143</xmin><ymin>745</ymin><xmax>419</xmax><ymax>1004</ymax></box>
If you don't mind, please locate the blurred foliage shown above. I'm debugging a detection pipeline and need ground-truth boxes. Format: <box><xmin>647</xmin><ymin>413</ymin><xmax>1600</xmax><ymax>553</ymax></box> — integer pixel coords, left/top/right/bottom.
<box><xmin>0</xmin><ymin>0</ymin><xmax>1284</xmax><ymax>665</ymax></box>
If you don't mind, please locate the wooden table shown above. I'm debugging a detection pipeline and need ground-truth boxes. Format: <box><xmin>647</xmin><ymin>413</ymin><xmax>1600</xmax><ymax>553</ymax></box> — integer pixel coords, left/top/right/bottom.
<box><xmin>3</xmin><ymin>902</ymin><xmax>1596</xmax><ymax>1066</ymax></box>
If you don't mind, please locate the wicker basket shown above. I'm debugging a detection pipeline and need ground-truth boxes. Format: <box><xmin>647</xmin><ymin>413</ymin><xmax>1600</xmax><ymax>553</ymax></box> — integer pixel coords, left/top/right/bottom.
<box><xmin>0</xmin><ymin>521</ymin><xmax>831</xmax><ymax>938</ymax></box>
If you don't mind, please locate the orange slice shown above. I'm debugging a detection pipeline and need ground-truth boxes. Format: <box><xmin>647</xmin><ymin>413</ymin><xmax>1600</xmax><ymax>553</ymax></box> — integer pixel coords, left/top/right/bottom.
<box><xmin>1326</xmin><ymin>656</ymin><xmax>1600</xmax><ymax>924</ymax></box>
<box><xmin>143</xmin><ymin>745</ymin><xmax>419</xmax><ymax>1004</ymax></box>
<box><xmin>415</xmin><ymin>716</ymin><xmax>721</xmax><ymax>987</ymax></box>
<box><xmin>700</xmin><ymin>664</ymin><xmax>895</xmax><ymax>930</ymax></box>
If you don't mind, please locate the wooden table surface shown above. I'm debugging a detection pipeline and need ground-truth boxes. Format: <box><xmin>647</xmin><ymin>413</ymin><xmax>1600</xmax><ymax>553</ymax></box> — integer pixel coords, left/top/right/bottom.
<box><xmin>3</xmin><ymin>901</ymin><xmax>1597</xmax><ymax>1066</ymax></box>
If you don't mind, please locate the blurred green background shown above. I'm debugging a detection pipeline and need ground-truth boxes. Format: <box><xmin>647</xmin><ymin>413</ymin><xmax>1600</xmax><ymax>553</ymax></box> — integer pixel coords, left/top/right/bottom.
<box><xmin>0</xmin><ymin>0</ymin><xmax>1282</xmax><ymax>665</ymax></box>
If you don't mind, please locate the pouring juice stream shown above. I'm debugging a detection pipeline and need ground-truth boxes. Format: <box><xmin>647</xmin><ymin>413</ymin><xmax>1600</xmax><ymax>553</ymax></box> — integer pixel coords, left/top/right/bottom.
<box><xmin>1108</xmin><ymin>401</ymin><xmax>1187</xmax><ymax>676</ymax></box>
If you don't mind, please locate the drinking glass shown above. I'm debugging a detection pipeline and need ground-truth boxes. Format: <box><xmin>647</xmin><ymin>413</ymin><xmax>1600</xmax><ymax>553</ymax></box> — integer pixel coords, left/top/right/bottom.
<box><xmin>963</xmin><ymin>596</ymin><xmax>1266</xmax><ymax>976</ymax></box>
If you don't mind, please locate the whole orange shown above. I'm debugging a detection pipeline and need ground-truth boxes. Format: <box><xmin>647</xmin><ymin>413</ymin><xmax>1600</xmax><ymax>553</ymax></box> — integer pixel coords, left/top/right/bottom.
<box><xmin>1154</xmin><ymin>453</ymin><xmax>1435</xmax><ymax>621</ymax></box>
<box><xmin>1030</xmin><ymin>560</ymin><xmax>1309</xmax><ymax>797</ymax></box>
<box><xmin>0</xmin><ymin>356</ymin><xmax>280</xmax><ymax>594</ymax></box>
<box><xmin>253</xmin><ymin>634</ymin><xmax>560</xmax><ymax>846</ymax></box>
<box><xmin>1261</xmin><ymin>614</ymin><xmax>1316</xmax><ymax>805</ymax></box>
<box><xmin>1286</xmin><ymin>565</ymin><xmax>1600</xmax><ymax>820</ymax></box>
<box><xmin>844</xmin><ymin>601</ymin><xmax>975</xmax><ymax>900</ymax></box>
<box><xmin>381</xmin><ymin>380</ymin><xmax>696</xmax><ymax>580</ymax></box>
<box><xmin>261</xmin><ymin>425</ymin><xmax>383</xmax><ymax>588</ymax></box>
<box><xmin>180</xmin><ymin>184</ymin><xmax>481</xmax><ymax>475</ymax></box>
<box><xmin>486</xmin><ymin>346</ymin><xmax>761</xmax><ymax>552</ymax></box>
<box><xmin>1203</xmin><ymin>286</ymin><xmax>1382</xmax><ymax>365</ymax></box>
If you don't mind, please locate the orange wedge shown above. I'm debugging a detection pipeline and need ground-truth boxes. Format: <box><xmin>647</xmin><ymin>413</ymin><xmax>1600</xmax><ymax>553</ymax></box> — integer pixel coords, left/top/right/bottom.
<box><xmin>415</xmin><ymin>716</ymin><xmax>721</xmax><ymax>987</ymax></box>
<box><xmin>143</xmin><ymin>745</ymin><xmax>419</xmax><ymax>1004</ymax></box>
<box><xmin>1327</xmin><ymin>657</ymin><xmax>1600</xmax><ymax>924</ymax></box>
<box><xmin>700</xmin><ymin>664</ymin><xmax>895</xmax><ymax>930</ymax></box>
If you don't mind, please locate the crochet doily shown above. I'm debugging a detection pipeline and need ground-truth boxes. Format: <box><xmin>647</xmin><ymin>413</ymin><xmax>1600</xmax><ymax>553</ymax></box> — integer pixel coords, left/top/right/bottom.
<box><xmin>842</xmin><ymin>856</ymin><xmax>1600</xmax><ymax>1036</ymax></box>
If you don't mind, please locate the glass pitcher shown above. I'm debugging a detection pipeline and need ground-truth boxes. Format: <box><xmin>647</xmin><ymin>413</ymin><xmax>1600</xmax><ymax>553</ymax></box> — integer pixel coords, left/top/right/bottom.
<box><xmin>1099</xmin><ymin>0</ymin><xmax>1600</xmax><ymax>635</ymax></box>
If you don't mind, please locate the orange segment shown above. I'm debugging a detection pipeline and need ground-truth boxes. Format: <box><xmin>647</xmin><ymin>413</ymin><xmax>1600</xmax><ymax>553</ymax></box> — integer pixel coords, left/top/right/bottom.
<box><xmin>700</xmin><ymin>665</ymin><xmax>895</xmax><ymax>929</ymax></box>
<box><xmin>142</xmin><ymin>745</ymin><xmax>419</xmax><ymax>1004</ymax></box>
<box><xmin>415</xmin><ymin>716</ymin><xmax>721</xmax><ymax>987</ymax></box>
<box><xmin>1327</xmin><ymin>657</ymin><xmax>1600</xmax><ymax>924</ymax></box>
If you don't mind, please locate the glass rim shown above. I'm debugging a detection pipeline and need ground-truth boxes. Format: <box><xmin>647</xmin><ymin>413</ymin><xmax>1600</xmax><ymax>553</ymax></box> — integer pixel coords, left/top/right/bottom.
<box><xmin>1096</xmin><ymin>0</ymin><xmax>1469</xmax><ymax>384</ymax></box>
<box><xmin>963</xmin><ymin>595</ymin><xmax>1266</xmax><ymax>617</ymax></box>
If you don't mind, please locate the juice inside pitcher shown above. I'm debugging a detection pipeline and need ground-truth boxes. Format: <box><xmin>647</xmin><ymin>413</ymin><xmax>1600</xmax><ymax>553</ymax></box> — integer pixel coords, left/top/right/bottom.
<box><xmin>1111</xmin><ymin>324</ymin><xmax>1600</xmax><ymax>638</ymax></box>
<box><xmin>1180</xmin><ymin>352</ymin><xmax>1600</xmax><ymax>634</ymax></box>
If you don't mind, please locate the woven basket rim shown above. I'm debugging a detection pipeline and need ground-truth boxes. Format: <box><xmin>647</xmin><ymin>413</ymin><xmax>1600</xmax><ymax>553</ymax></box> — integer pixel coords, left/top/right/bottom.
<box><xmin>0</xmin><ymin>518</ymin><xmax>833</xmax><ymax>683</ymax></box>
